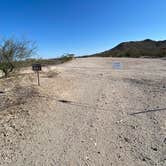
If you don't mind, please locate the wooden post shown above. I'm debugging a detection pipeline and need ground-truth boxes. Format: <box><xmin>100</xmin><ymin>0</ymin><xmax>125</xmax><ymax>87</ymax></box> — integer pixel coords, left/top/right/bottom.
<box><xmin>37</xmin><ymin>71</ymin><xmax>40</xmax><ymax>86</ymax></box>
<box><xmin>32</xmin><ymin>64</ymin><xmax>42</xmax><ymax>86</ymax></box>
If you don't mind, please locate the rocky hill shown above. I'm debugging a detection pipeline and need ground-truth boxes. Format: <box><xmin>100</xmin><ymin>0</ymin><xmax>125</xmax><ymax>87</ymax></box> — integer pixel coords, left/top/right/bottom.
<box><xmin>92</xmin><ymin>39</ymin><xmax>166</xmax><ymax>58</ymax></box>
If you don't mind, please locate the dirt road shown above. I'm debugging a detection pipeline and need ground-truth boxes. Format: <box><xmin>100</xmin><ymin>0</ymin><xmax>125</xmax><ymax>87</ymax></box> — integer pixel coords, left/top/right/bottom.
<box><xmin>0</xmin><ymin>57</ymin><xmax>166</xmax><ymax>166</ymax></box>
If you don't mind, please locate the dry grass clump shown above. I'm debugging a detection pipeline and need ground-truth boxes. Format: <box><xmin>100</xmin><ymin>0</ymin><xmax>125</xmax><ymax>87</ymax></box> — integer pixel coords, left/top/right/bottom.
<box><xmin>0</xmin><ymin>73</ymin><xmax>39</xmax><ymax>112</ymax></box>
<box><xmin>0</xmin><ymin>86</ymin><xmax>38</xmax><ymax>111</ymax></box>
<box><xmin>43</xmin><ymin>71</ymin><xmax>59</xmax><ymax>78</ymax></box>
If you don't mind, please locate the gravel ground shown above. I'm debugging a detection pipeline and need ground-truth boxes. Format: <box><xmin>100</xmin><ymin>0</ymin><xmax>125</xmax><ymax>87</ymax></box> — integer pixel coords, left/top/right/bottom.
<box><xmin>0</xmin><ymin>57</ymin><xmax>166</xmax><ymax>166</ymax></box>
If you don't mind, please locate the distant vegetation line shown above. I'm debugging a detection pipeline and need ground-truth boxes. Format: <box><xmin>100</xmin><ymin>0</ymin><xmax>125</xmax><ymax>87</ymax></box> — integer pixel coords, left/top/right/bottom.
<box><xmin>14</xmin><ymin>55</ymin><xmax>74</xmax><ymax>68</ymax></box>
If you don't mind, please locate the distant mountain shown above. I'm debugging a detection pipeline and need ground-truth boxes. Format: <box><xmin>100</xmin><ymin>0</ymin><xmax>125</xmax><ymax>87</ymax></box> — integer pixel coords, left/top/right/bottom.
<box><xmin>91</xmin><ymin>39</ymin><xmax>166</xmax><ymax>58</ymax></box>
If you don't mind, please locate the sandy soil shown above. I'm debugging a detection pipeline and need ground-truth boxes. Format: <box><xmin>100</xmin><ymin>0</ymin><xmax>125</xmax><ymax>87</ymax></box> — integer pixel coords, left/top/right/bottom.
<box><xmin>0</xmin><ymin>57</ymin><xmax>166</xmax><ymax>166</ymax></box>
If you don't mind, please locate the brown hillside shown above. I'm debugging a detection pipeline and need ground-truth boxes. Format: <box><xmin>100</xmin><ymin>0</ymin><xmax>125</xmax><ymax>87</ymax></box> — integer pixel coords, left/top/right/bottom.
<box><xmin>93</xmin><ymin>39</ymin><xmax>166</xmax><ymax>58</ymax></box>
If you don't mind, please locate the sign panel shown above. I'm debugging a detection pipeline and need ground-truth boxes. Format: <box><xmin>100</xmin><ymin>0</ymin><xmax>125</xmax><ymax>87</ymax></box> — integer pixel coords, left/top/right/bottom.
<box><xmin>32</xmin><ymin>64</ymin><xmax>42</xmax><ymax>71</ymax></box>
<box><xmin>112</xmin><ymin>62</ymin><xmax>123</xmax><ymax>69</ymax></box>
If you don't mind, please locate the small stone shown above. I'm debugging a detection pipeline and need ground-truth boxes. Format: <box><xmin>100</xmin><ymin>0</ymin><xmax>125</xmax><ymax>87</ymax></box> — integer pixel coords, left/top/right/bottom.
<box><xmin>116</xmin><ymin>120</ymin><xmax>123</xmax><ymax>124</ymax></box>
<box><xmin>117</xmin><ymin>154</ymin><xmax>121</xmax><ymax>159</ymax></box>
<box><xmin>124</xmin><ymin>137</ymin><xmax>130</xmax><ymax>143</ymax></box>
<box><xmin>163</xmin><ymin>138</ymin><xmax>166</xmax><ymax>144</ymax></box>
<box><xmin>151</xmin><ymin>147</ymin><xmax>158</xmax><ymax>151</ymax></box>
<box><xmin>3</xmin><ymin>132</ymin><xmax>7</xmax><ymax>137</ymax></box>
<box><xmin>85</xmin><ymin>156</ymin><xmax>89</xmax><ymax>160</ymax></box>
<box><xmin>19</xmin><ymin>133</ymin><xmax>23</xmax><ymax>136</ymax></box>
<box><xmin>90</xmin><ymin>124</ymin><xmax>93</xmax><ymax>128</ymax></box>
<box><xmin>130</xmin><ymin>125</ymin><xmax>136</xmax><ymax>129</ymax></box>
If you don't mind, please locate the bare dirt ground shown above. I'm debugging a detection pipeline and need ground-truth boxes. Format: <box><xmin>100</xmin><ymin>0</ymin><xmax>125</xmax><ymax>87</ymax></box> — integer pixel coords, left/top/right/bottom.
<box><xmin>0</xmin><ymin>57</ymin><xmax>166</xmax><ymax>166</ymax></box>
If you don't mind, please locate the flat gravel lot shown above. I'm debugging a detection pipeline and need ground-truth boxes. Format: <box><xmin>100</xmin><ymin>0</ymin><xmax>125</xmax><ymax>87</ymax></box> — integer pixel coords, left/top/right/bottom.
<box><xmin>0</xmin><ymin>57</ymin><xmax>166</xmax><ymax>166</ymax></box>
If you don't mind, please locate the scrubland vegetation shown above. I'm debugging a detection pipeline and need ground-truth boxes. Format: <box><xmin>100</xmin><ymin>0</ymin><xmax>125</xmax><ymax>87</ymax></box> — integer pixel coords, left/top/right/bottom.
<box><xmin>0</xmin><ymin>37</ymin><xmax>74</xmax><ymax>78</ymax></box>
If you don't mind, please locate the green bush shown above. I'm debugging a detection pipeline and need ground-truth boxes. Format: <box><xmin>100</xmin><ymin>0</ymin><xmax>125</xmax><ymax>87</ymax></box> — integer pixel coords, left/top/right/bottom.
<box><xmin>0</xmin><ymin>38</ymin><xmax>36</xmax><ymax>77</ymax></box>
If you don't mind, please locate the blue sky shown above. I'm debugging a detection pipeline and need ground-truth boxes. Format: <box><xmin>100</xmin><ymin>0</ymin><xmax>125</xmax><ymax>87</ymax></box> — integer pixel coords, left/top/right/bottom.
<box><xmin>0</xmin><ymin>0</ymin><xmax>166</xmax><ymax>58</ymax></box>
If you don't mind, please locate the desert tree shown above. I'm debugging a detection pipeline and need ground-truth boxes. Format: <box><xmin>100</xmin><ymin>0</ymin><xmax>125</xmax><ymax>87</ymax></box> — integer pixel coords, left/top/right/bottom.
<box><xmin>0</xmin><ymin>38</ymin><xmax>36</xmax><ymax>77</ymax></box>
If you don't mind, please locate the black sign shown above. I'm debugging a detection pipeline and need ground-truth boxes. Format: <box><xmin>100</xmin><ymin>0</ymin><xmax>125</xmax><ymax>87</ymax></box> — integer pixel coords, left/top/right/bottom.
<box><xmin>32</xmin><ymin>64</ymin><xmax>42</xmax><ymax>71</ymax></box>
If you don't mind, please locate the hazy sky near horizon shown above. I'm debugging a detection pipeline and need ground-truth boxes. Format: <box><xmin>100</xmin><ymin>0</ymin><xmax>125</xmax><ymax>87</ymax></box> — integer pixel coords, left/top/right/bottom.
<box><xmin>0</xmin><ymin>0</ymin><xmax>166</xmax><ymax>58</ymax></box>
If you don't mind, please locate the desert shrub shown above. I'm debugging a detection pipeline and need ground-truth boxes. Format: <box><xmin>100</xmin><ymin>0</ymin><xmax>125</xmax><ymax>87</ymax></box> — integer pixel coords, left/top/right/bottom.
<box><xmin>0</xmin><ymin>38</ymin><xmax>36</xmax><ymax>77</ymax></box>
<box><xmin>60</xmin><ymin>53</ymin><xmax>75</xmax><ymax>61</ymax></box>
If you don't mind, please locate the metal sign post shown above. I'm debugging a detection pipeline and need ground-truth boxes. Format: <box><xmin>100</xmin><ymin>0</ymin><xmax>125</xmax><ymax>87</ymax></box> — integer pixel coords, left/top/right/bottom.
<box><xmin>32</xmin><ymin>64</ymin><xmax>42</xmax><ymax>86</ymax></box>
